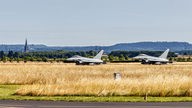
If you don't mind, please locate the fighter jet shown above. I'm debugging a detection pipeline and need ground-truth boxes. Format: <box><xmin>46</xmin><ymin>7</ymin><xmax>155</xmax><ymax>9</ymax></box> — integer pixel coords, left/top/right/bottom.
<box><xmin>67</xmin><ymin>50</ymin><xmax>104</xmax><ymax>65</ymax></box>
<box><xmin>134</xmin><ymin>49</ymin><xmax>170</xmax><ymax>64</ymax></box>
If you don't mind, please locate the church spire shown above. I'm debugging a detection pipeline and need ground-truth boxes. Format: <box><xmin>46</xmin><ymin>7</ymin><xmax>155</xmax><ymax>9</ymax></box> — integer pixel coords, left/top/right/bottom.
<box><xmin>24</xmin><ymin>39</ymin><xmax>29</xmax><ymax>53</ymax></box>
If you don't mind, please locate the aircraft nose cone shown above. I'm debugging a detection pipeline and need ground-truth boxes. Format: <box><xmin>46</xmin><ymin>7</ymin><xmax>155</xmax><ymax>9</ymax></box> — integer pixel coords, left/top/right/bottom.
<box><xmin>133</xmin><ymin>56</ymin><xmax>139</xmax><ymax>59</ymax></box>
<box><xmin>67</xmin><ymin>58</ymin><xmax>72</xmax><ymax>61</ymax></box>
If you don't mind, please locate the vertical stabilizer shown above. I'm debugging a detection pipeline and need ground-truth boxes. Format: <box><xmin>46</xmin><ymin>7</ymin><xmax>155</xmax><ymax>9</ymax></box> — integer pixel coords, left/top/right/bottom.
<box><xmin>93</xmin><ymin>50</ymin><xmax>104</xmax><ymax>59</ymax></box>
<box><xmin>159</xmin><ymin>49</ymin><xmax>169</xmax><ymax>59</ymax></box>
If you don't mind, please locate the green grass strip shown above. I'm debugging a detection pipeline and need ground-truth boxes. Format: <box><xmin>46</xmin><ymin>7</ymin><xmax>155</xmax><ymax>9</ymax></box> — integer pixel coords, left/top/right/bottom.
<box><xmin>0</xmin><ymin>85</ymin><xmax>191</xmax><ymax>102</ymax></box>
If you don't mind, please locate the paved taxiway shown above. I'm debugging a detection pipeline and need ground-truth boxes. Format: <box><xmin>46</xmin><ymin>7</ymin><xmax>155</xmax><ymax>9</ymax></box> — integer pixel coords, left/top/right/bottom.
<box><xmin>0</xmin><ymin>100</ymin><xmax>191</xmax><ymax>108</ymax></box>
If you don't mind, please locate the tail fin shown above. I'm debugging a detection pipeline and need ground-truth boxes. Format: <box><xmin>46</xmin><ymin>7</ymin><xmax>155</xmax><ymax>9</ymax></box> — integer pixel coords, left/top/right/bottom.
<box><xmin>159</xmin><ymin>49</ymin><xmax>170</xmax><ymax>59</ymax></box>
<box><xmin>93</xmin><ymin>50</ymin><xmax>104</xmax><ymax>59</ymax></box>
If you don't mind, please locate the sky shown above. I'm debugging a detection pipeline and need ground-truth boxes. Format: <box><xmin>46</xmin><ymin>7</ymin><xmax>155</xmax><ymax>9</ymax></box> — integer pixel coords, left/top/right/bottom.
<box><xmin>0</xmin><ymin>0</ymin><xmax>192</xmax><ymax>46</ymax></box>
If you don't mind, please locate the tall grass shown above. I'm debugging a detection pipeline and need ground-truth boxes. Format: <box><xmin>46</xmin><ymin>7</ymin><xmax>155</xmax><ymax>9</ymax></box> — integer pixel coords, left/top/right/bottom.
<box><xmin>0</xmin><ymin>62</ymin><xmax>191</xmax><ymax>96</ymax></box>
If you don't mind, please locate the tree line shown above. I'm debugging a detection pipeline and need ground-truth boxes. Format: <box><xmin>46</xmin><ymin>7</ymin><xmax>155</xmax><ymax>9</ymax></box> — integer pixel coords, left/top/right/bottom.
<box><xmin>0</xmin><ymin>50</ymin><xmax>191</xmax><ymax>63</ymax></box>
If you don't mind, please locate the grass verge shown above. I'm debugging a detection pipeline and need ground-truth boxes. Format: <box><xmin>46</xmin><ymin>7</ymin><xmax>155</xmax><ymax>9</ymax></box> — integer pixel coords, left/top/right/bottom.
<box><xmin>0</xmin><ymin>85</ymin><xmax>191</xmax><ymax>102</ymax></box>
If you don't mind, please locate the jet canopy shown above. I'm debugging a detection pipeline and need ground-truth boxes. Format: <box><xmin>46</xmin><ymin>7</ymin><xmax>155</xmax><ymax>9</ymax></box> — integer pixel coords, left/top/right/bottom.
<box><xmin>138</xmin><ymin>54</ymin><xmax>147</xmax><ymax>56</ymax></box>
<box><xmin>71</xmin><ymin>55</ymin><xmax>82</xmax><ymax>58</ymax></box>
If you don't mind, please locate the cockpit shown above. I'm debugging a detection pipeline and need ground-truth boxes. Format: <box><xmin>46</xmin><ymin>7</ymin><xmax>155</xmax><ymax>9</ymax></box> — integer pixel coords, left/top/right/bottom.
<box><xmin>71</xmin><ymin>55</ymin><xmax>82</xmax><ymax>58</ymax></box>
<box><xmin>138</xmin><ymin>54</ymin><xmax>147</xmax><ymax>56</ymax></box>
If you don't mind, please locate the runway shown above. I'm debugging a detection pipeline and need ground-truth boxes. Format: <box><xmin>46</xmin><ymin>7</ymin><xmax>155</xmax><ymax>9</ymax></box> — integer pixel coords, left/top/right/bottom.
<box><xmin>0</xmin><ymin>100</ymin><xmax>191</xmax><ymax>108</ymax></box>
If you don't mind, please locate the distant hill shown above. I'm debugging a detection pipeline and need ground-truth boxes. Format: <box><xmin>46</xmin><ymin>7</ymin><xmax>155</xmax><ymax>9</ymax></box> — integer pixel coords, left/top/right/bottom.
<box><xmin>0</xmin><ymin>44</ymin><xmax>47</xmax><ymax>52</ymax></box>
<box><xmin>107</xmin><ymin>42</ymin><xmax>192</xmax><ymax>52</ymax></box>
<box><xmin>49</xmin><ymin>42</ymin><xmax>192</xmax><ymax>52</ymax></box>
<box><xmin>1</xmin><ymin>42</ymin><xmax>192</xmax><ymax>52</ymax></box>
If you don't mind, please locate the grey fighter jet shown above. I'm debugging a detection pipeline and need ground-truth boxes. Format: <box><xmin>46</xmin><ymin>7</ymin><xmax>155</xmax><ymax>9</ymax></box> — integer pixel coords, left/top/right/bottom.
<box><xmin>67</xmin><ymin>50</ymin><xmax>104</xmax><ymax>65</ymax></box>
<box><xmin>134</xmin><ymin>49</ymin><xmax>170</xmax><ymax>64</ymax></box>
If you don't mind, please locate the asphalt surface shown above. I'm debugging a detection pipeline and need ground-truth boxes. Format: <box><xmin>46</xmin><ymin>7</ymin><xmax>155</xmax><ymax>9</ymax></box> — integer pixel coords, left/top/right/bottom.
<box><xmin>0</xmin><ymin>100</ymin><xmax>192</xmax><ymax>108</ymax></box>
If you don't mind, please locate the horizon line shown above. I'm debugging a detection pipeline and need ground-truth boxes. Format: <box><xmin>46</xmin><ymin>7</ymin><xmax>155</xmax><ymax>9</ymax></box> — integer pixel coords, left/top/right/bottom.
<box><xmin>0</xmin><ymin>41</ymin><xmax>190</xmax><ymax>47</ymax></box>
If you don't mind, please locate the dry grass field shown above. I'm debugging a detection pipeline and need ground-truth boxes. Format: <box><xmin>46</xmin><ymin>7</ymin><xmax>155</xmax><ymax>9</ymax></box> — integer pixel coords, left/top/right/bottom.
<box><xmin>0</xmin><ymin>62</ymin><xmax>191</xmax><ymax>97</ymax></box>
